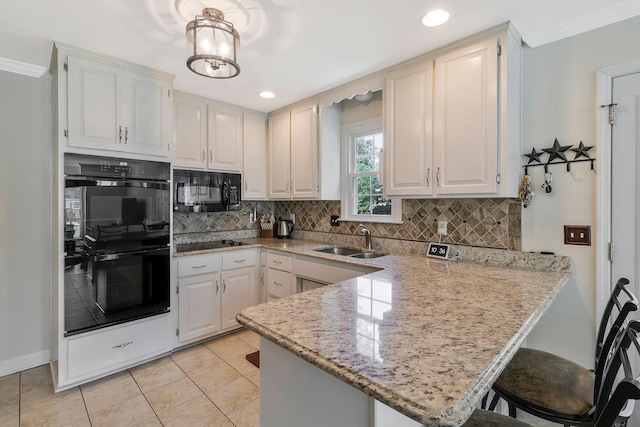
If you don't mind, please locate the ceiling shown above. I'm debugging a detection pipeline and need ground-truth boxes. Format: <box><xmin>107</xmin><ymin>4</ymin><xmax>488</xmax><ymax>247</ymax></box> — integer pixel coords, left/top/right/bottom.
<box><xmin>0</xmin><ymin>0</ymin><xmax>639</xmax><ymax>113</ymax></box>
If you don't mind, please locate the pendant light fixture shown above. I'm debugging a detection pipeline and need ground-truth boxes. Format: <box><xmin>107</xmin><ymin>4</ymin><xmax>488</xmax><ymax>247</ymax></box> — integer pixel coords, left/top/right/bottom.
<box><xmin>186</xmin><ymin>8</ymin><xmax>240</xmax><ymax>78</ymax></box>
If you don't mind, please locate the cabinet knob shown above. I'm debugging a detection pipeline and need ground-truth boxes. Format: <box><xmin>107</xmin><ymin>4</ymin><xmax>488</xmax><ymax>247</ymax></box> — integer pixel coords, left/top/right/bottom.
<box><xmin>426</xmin><ymin>168</ymin><xmax>430</xmax><ymax>187</ymax></box>
<box><xmin>436</xmin><ymin>167</ymin><xmax>441</xmax><ymax>186</ymax></box>
<box><xmin>119</xmin><ymin>126</ymin><xmax>122</xmax><ymax>143</ymax></box>
<box><xmin>124</xmin><ymin>127</ymin><xmax>128</xmax><ymax>144</ymax></box>
<box><xmin>202</xmin><ymin>149</ymin><xmax>205</xmax><ymax>162</ymax></box>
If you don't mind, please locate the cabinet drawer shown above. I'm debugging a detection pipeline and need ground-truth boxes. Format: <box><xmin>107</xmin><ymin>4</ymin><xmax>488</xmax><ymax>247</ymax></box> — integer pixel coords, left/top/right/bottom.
<box><xmin>267</xmin><ymin>252</ymin><xmax>292</xmax><ymax>272</ymax></box>
<box><xmin>267</xmin><ymin>268</ymin><xmax>292</xmax><ymax>299</ymax></box>
<box><xmin>222</xmin><ymin>250</ymin><xmax>256</xmax><ymax>270</ymax></box>
<box><xmin>178</xmin><ymin>254</ymin><xmax>221</xmax><ymax>277</ymax></box>
<box><xmin>67</xmin><ymin>316</ymin><xmax>170</xmax><ymax>379</ymax></box>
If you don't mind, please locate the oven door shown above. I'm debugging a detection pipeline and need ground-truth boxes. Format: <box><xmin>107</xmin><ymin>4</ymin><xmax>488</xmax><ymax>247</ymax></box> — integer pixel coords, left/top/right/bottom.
<box><xmin>92</xmin><ymin>247</ymin><xmax>170</xmax><ymax>315</ymax></box>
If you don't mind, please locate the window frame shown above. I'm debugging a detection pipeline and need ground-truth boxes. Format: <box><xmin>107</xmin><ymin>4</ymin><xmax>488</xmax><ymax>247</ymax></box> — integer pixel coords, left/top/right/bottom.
<box><xmin>340</xmin><ymin>118</ymin><xmax>402</xmax><ymax>224</ymax></box>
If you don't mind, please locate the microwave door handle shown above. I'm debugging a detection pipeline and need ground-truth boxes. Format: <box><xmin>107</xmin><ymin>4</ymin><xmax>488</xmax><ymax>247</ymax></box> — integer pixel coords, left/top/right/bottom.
<box><xmin>222</xmin><ymin>181</ymin><xmax>229</xmax><ymax>210</ymax></box>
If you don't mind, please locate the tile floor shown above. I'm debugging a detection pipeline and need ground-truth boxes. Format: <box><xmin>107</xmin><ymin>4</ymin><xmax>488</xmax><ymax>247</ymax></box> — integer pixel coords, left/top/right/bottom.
<box><xmin>0</xmin><ymin>329</ymin><xmax>261</xmax><ymax>427</ymax></box>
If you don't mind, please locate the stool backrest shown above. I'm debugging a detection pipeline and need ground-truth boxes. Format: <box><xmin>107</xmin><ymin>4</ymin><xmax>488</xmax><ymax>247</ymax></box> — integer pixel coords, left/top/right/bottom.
<box><xmin>594</xmin><ymin>320</ymin><xmax>640</xmax><ymax>425</ymax></box>
<box><xmin>595</xmin><ymin>278</ymin><xmax>638</xmax><ymax>368</ymax></box>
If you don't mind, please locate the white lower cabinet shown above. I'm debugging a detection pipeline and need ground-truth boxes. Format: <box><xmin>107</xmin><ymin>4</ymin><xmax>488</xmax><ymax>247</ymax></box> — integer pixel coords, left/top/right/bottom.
<box><xmin>177</xmin><ymin>249</ymin><xmax>258</xmax><ymax>344</ymax></box>
<box><xmin>221</xmin><ymin>267</ymin><xmax>256</xmax><ymax>330</ymax></box>
<box><xmin>178</xmin><ymin>273</ymin><xmax>221</xmax><ymax>342</ymax></box>
<box><xmin>266</xmin><ymin>252</ymin><xmax>294</xmax><ymax>301</ymax></box>
<box><xmin>65</xmin><ymin>315</ymin><xmax>171</xmax><ymax>383</ymax></box>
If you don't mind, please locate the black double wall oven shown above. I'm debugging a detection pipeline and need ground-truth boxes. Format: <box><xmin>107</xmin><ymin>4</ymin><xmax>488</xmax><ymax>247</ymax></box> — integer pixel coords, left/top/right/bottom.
<box><xmin>64</xmin><ymin>153</ymin><xmax>171</xmax><ymax>336</ymax></box>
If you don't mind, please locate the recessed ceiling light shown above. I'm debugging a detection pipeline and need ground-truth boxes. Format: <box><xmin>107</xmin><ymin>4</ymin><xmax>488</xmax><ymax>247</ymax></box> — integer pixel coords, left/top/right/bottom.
<box><xmin>260</xmin><ymin>91</ymin><xmax>275</xmax><ymax>99</ymax></box>
<box><xmin>421</xmin><ymin>9</ymin><xmax>450</xmax><ymax>27</ymax></box>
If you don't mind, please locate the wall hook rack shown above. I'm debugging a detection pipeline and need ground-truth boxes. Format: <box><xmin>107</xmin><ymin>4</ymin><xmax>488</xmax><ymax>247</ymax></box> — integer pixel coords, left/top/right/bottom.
<box><xmin>522</xmin><ymin>139</ymin><xmax>595</xmax><ymax>175</ymax></box>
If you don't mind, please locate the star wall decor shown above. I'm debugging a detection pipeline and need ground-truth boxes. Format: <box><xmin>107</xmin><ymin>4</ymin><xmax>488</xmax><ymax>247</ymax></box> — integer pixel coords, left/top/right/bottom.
<box><xmin>570</xmin><ymin>141</ymin><xmax>594</xmax><ymax>160</ymax></box>
<box><xmin>542</xmin><ymin>138</ymin><xmax>572</xmax><ymax>162</ymax></box>
<box><xmin>523</xmin><ymin>148</ymin><xmax>543</xmax><ymax>164</ymax></box>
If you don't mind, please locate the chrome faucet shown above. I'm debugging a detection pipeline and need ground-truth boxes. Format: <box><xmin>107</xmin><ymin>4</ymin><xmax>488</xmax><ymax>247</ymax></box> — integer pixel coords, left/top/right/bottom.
<box><xmin>359</xmin><ymin>224</ymin><xmax>372</xmax><ymax>250</ymax></box>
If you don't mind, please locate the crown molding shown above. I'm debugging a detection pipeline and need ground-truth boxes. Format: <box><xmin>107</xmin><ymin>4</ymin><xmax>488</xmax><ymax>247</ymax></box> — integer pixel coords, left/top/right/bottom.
<box><xmin>0</xmin><ymin>56</ymin><xmax>47</xmax><ymax>78</ymax></box>
<box><xmin>522</xmin><ymin>0</ymin><xmax>640</xmax><ymax>47</ymax></box>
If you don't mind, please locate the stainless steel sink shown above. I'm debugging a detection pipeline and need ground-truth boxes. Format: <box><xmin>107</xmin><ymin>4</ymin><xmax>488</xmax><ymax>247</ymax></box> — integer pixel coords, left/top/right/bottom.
<box><xmin>313</xmin><ymin>247</ymin><xmax>387</xmax><ymax>259</ymax></box>
<box><xmin>350</xmin><ymin>252</ymin><xmax>387</xmax><ymax>259</ymax></box>
<box><xmin>313</xmin><ymin>246</ymin><xmax>363</xmax><ymax>256</ymax></box>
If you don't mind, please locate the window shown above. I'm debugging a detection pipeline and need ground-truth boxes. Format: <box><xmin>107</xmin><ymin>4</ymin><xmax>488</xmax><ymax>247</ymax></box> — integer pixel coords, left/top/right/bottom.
<box><xmin>341</xmin><ymin>118</ymin><xmax>401</xmax><ymax>223</ymax></box>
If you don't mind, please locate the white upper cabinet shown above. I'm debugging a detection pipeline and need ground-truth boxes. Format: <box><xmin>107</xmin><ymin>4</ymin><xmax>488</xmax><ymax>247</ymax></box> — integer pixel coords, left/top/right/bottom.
<box><xmin>65</xmin><ymin>54</ymin><xmax>172</xmax><ymax>157</ymax></box>
<box><xmin>290</xmin><ymin>103</ymin><xmax>319</xmax><ymax>198</ymax></box>
<box><xmin>243</xmin><ymin>112</ymin><xmax>268</xmax><ymax>200</ymax></box>
<box><xmin>433</xmin><ymin>38</ymin><xmax>498</xmax><ymax>195</ymax></box>
<box><xmin>172</xmin><ymin>91</ymin><xmax>244</xmax><ymax>172</ymax></box>
<box><xmin>268</xmin><ymin>110</ymin><xmax>292</xmax><ymax>199</ymax></box>
<box><xmin>384</xmin><ymin>26</ymin><xmax>521</xmax><ymax>198</ymax></box>
<box><xmin>207</xmin><ymin>104</ymin><xmax>243</xmax><ymax>172</ymax></box>
<box><xmin>173</xmin><ymin>92</ymin><xmax>207</xmax><ymax>168</ymax></box>
<box><xmin>267</xmin><ymin>102</ymin><xmax>320</xmax><ymax>200</ymax></box>
<box><xmin>384</xmin><ymin>60</ymin><xmax>434</xmax><ymax>196</ymax></box>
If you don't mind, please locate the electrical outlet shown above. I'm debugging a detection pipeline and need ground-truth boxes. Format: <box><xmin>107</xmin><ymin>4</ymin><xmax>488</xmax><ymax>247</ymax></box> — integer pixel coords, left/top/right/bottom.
<box><xmin>438</xmin><ymin>220</ymin><xmax>448</xmax><ymax>236</ymax></box>
<box><xmin>564</xmin><ymin>225</ymin><xmax>591</xmax><ymax>245</ymax></box>
<box><xmin>330</xmin><ymin>215</ymin><xmax>340</xmax><ymax>227</ymax></box>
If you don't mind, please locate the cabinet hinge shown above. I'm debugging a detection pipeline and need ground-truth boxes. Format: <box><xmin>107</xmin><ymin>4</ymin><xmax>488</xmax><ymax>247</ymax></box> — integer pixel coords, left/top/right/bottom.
<box><xmin>176</xmin><ymin>286</ymin><xmax>179</xmax><ymax>294</ymax></box>
<box><xmin>316</xmin><ymin>185</ymin><xmax>319</xmax><ymax>192</ymax></box>
<box><xmin>63</xmin><ymin>63</ymin><xmax>68</xmax><ymax>71</ymax></box>
<box><xmin>176</xmin><ymin>328</ymin><xmax>179</xmax><ymax>337</ymax></box>
<box><xmin>168</xmin><ymin>89</ymin><xmax>171</xmax><ymax>98</ymax></box>
<box><xmin>609</xmin><ymin>242</ymin><xmax>614</xmax><ymax>262</ymax></box>
<box><xmin>64</xmin><ymin>129</ymin><xmax>69</xmax><ymax>137</ymax></box>
<box><xmin>496</xmin><ymin>173</ymin><xmax>501</xmax><ymax>184</ymax></box>
<box><xmin>497</xmin><ymin>44</ymin><xmax>502</xmax><ymax>56</ymax></box>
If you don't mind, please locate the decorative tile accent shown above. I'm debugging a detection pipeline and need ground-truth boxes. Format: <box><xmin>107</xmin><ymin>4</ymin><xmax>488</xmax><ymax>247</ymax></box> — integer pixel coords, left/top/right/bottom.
<box><xmin>174</xmin><ymin>198</ymin><xmax>521</xmax><ymax>250</ymax></box>
<box><xmin>173</xmin><ymin>201</ymin><xmax>273</xmax><ymax>235</ymax></box>
<box><xmin>275</xmin><ymin>199</ymin><xmax>521</xmax><ymax>250</ymax></box>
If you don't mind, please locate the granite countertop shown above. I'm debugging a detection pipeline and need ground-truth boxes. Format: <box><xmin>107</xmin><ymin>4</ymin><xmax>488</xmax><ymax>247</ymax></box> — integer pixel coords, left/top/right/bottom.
<box><xmin>200</xmin><ymin>238</ymin><xmax>572</xmax><ymax>426</ymax></box>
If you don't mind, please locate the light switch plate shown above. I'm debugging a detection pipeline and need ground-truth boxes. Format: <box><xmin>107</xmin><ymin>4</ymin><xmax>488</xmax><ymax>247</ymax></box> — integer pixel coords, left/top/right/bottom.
<box><xmin>564</xmin><ymin>225</ymin><xmax>591</xmax><ymax>246</ymax></box>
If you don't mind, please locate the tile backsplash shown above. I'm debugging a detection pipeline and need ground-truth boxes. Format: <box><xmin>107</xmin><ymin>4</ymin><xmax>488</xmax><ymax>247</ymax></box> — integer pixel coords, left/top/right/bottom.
<box><xmin>275</xmin><ymin>199</ymin><xmax>521</xmax><ymax>250</ymax></box>
<box><xmin>174</xmin><ymin>198</ymin><xmax>521</xmax><ymax>250</ymax></box>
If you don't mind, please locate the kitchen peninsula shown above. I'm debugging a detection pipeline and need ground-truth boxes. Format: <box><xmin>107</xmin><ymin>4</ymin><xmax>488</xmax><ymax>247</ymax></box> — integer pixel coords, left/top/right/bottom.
<box><xmin>236</xmin><ymin>241</ymin><xmax>571</xmax><ymax>426</ymax></box>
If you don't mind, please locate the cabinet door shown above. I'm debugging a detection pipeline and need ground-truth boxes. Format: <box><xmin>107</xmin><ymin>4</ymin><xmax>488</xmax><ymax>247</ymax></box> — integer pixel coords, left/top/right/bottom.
<box><xmin>243</xmin><ymin>112</ymin><xmax>267</xmax><ymax>199</ymax></box>
<box><xmin>268</xmin><ymin>111</ymin><xmax>291</xmax><ymax>199</ymax></box>
<box><xmin>208</xmin><ymin>105</ymin><xmax>243</xmax><ymax>172</ymax></box>
<box><xmin>221</xmin><ymin>267</ymin><xmax>256</xmax><ymax>331</ymax></box>
<box><xmin>122</xmin><ymin>71</ymin><xmax>171</xmax><ymax>157</ymax></box>
<box><xmin>178</xmin><ymin>274</ymin><xmax>221</xmax><ymax>342</ymax></box>
<box><xmin>290</xmin><ymin>104</ymin><xmax>318</xmax><ymax>198</ymax></box>
<box><xmin>67</xmin><ymin>56</ymin><xmax>121</xmax><ymax>150</ymax></box>
<box><xmin>384</xmin><ymin>61</ymin><xmax>433</xmax><ymax>196</ymax></box>
<box><xmin>173</xmin><ymin>94</ymin><xmax>207</xmax><ymax>168</ymax></box>
<box><xmin>433</xmin><ymin>38</ymin><xmax>498</xmax><ymax>195</ymax></box>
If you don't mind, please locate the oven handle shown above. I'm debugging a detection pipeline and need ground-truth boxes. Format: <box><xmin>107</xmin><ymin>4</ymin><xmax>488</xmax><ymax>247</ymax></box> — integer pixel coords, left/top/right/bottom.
<box><xmin>94</xmin><ymin>247</ymin><xmax>169</xmax><ymax>262</ymax></box>
<box><xmin>66</xmin><ymin>177</ymin><xmax>170</xmax><ymax>191</ymax></box>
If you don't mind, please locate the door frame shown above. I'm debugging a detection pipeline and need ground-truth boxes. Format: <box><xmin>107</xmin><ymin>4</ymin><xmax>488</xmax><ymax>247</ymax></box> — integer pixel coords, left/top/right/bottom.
<box><xmin>596</xmin><ymin>59</ymin><xmax>640</xmax><ymax>323</ymax></box>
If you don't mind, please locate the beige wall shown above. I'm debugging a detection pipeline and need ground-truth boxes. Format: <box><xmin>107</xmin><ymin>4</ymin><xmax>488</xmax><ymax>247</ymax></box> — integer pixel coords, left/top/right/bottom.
<box><xmin>0</xmin><ymin>70</ymin><xmax>51</xmax><ymax>371</ymax></box>
<box><xmin>340</xmin><ymin>90</ymin><xmax>382</xmax><ymax>125</ymax></box>
<box><xmin>522</xmin><ymin>15</ymin><xmax>640</xmax><ymax>367</ymax></box>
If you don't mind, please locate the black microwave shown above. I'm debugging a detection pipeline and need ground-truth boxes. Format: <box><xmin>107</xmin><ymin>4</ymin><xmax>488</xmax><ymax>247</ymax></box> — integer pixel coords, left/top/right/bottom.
<box><xmin>173</xmin><ymin>170</ymin><xmax>241</xmax><ymax>212</ymax></box>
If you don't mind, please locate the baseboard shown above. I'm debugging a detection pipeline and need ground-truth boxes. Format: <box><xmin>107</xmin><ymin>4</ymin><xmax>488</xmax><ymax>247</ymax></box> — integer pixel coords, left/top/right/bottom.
<box><xmin>0</xmin><ymin>350</ymin><xmax>50</xmax><ymax>377</ymax></box>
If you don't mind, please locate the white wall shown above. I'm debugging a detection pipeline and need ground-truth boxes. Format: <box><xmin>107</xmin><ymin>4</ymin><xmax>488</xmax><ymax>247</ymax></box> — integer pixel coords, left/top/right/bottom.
<box><xmin>0</xmin><ymin>70</ymin><xmax>51</xmax><ymax>373</ymax></box>
<box><xmin>522</xmin><ymin>15</ymin><xmax>640</xmax><ymax>367</ymax></box>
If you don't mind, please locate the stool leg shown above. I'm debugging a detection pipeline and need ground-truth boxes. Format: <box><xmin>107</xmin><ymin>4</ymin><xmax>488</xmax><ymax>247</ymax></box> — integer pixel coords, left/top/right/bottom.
<box><xmin>508</xmin><ymin>402</ymin><xmax>516</xmax><ymax>418</ymax></box>
<box><xmin>488</xmin><ymin>393</ymin><xmax>500</xmax><ymax>411</ymax></box>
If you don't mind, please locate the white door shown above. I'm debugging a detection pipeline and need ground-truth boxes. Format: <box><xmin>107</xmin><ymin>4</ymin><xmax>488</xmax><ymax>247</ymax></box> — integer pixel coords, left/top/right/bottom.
<box><xmin>433</xmin><ymin>38</ymin><xmax>498</xmax><ymax>195</ymax></box>
<box><xmin>610</xmin><ymin>71</ymin><xmax>640</xmax><ymax>426</ymax></box>
<box><xmin>268</xmin><ymin>111</ymin><xmax>291</xmax><ymax>199</ymax></box>
<box><xmin>221</xmin><ymin>267</ymin><xmax>256</xmax><ymax>331</ymax></box>
<box><xmin>383</xmin><ymin>60</ymin><xmax>433</xmax><ymax>196</ymax></box>
<box><xmin>208</xmin><ymin>105</ymin><xmax>243</xmax><ymax>172</ymax></box>
<box><xmin>67</xmin><ymin>56</ymin><xmax>121</xmax><ymax>150</ymax></box>
<box><xmin>178</xmin><ymin>274</ymin><xmax>221</xmax><ymax>342</ymax></box>
<box><xmin>290</xmin><ymin>103</ymin><xmax>318</xmax><ymax>198</ymax></box>
<box><xmin>123</xmin><ymin>70</ymin><xmax>170</xmax><ymax>157</ymax></box>
<box><xmin>173</xmin><ymin>94</ymin><xmax>207</xmax><ymax>168</ymax></box>
<box><xmin>243</xmin><ymin>112</ymin><xmax>267</xmax><ymax>199</ymax></box>
<box><xmin>611</xmin><ymin>72</ymin><xmax>640</xmax><ymax>300</ymax></box>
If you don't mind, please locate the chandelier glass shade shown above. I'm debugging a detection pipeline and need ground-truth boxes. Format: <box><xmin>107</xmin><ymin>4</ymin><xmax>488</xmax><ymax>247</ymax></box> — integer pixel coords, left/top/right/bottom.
<box><xmin>186</xmin><ymin>8</ymin><xmax>240</xmax><ymax>78</ymax></box>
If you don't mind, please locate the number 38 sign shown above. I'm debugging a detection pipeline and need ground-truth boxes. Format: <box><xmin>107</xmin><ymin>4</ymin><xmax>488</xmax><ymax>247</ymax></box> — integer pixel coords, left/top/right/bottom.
<box><xmin>427</xmin><ymin>243</ymin><xmax>450</xmax><ymax>260</ymax></box>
